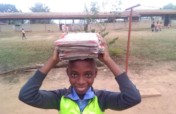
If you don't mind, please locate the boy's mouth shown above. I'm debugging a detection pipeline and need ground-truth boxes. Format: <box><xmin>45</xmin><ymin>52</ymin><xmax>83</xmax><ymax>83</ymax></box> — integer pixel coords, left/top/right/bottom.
<box><xmin>77</xmin><ymin>87</ymin><xmax>86</xmax><ymax>90</ymax></box>
<box><xmin>76</xmin><ymin>86</ymin><xmax>87</xmax><ymax>93</ymax></box>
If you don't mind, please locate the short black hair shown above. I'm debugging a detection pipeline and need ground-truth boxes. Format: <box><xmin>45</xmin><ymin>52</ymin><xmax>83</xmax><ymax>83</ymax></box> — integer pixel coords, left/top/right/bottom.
<box><xmin>68</xmin><ymin>58</ymin><xmax>97</xmax><ymax>67</ymax></box>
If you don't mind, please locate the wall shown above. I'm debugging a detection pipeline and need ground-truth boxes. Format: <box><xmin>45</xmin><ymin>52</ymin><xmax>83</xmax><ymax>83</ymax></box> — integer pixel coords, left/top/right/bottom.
<box><xmin>0</xmin><ymin>21</ymin><xmax>175</xmax><ymax>32</ymax></box>
<box><xmin>89</xmin><ymin>21</ymin><xmax>151</xmax><ymax>31</ymax></box>
<box><xmin>0</xmin><ymin>25</ymin><xmax>15</xmax><ymax>32</ymax></box>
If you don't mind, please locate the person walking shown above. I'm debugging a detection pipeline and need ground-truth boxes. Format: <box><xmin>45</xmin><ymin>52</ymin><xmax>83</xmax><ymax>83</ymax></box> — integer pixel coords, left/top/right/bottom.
<box><xmin>21</xmin><ymin>28</ymin><xmax>26</xmax><ymax>40</ymax></box>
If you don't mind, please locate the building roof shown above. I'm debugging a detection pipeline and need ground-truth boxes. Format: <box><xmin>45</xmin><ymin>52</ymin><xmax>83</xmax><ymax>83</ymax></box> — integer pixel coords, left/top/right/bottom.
<box><xmin>0</xmin><ymin>12</ymin><xmax>124</xmax><ymax>20</ymax></box>
<box><xmin>0</xmin><ymin>10</ymin><xmax>176</xmax><ymax>20</ymax></box>
<box><xmin>136</xmin><ymin>9</ymin><xmax>176</xmax><ymax>16</ymax></box>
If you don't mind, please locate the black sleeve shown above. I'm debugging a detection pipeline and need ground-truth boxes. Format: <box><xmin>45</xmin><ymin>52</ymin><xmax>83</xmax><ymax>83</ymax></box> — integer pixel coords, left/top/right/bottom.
<box><xmin>18</xmin><ymin>70</ymin><xmax>66</xmax><ymax>110</ymax></box>
<box><xmin>96</xmin><ymin>72</ymin><xmax>141</xmax><ymax>111</ymax></box>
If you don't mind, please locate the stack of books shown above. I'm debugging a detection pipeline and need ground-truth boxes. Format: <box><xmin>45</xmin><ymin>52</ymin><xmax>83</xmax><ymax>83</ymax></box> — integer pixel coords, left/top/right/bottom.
<box><xmin>55</xmin><ymin>33</ymin><xmax>104</xmax><ymax>60</ymax></box>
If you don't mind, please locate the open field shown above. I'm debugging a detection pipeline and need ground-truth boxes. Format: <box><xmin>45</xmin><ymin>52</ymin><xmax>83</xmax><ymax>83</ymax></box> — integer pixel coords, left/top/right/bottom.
<box><xmin>1</xmin><ymin>28</ymin><xmax>176</xmax><ymax>72</ymax></box>
<box><xmin>0</xmin><ymin>32</ymin><xmax>61</xmax><ymax>72</ymax></box>
<box><xmin>0</xmin><ymin>28</ymin><xmax>176</xmax><ymax>114</ymax></box>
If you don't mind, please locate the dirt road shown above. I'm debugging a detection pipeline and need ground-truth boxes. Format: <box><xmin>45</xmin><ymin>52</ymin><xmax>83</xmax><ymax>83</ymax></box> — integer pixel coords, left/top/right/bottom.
<box><xmin>0</xmin><ymin>62</ymin><xmax>176</xmax><ymax>114</ymax></box>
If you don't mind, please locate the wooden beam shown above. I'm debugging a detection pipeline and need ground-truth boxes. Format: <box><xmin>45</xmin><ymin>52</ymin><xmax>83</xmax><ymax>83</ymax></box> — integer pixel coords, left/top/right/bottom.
<box><xmin>139</xmin><ymin>88</ymin><xmax>161</xmax><ymax>98</ymax></box>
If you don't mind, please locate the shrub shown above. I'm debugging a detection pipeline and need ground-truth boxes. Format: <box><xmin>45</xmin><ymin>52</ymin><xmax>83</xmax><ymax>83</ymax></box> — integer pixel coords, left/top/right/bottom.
<box><xmin>90</xmin><ymin>29</ymin><xmax>96</xmax><ymax>33</ymax></box>
<box><xmin>109</xmin><ymin>47</ymin><xmax>124</xmax><ymax>58</ymax></box>
<box><xmin>108</xmin><ymin>37</ymin><xmax>119</xmax><ymax>45</ymax></box>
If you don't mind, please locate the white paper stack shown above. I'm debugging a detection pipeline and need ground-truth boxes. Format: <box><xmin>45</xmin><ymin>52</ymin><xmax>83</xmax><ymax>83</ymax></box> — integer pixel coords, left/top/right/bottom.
<box><xmin>55</xmin><ymin>33</ymin><xmax>104</xmax><ymax>60</ymax></box>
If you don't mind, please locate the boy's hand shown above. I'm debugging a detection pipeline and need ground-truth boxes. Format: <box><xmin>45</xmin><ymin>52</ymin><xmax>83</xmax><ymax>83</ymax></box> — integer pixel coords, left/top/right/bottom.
<box><xmin>52</xmin><ymin>47</ymin><xmax>60</xmax><ymax>64</ymax></box>
<box><xmin>97</xmin><ymin>34</ymin><xmax>122</xmax><ymax>76</ymax></box>
<box><xmin>39</xmin><ymin>47</ymin><xmax>60</xmax><ymax>74</ymax></box>
<box><xmin>97</xmin><ymin>34</ymin><xmax>111</xmax><ymax>64</ymax></box>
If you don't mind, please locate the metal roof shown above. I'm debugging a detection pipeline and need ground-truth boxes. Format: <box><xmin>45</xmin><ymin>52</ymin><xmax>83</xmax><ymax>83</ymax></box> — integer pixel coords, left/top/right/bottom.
<box><xmin>0</xmin><ymin>12</ymin><xmax>122</xmax><ymax>20</ymax></box>
<box><xmin>136</xmin><ymin>10</ymin><xmax>176</xmax><ymax>16</ymax></box>
<box><xmin>0</xmin><ymin>10</ymin><xmax>176</xmax><ymax>20</ymax></box>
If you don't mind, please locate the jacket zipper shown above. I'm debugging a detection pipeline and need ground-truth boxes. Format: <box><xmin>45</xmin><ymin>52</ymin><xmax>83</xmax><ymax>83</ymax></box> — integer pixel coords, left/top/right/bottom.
<box><xmin>81</xmin><ymin>98</ymin><xmax>94</xmax><ymax>114</ymax></box>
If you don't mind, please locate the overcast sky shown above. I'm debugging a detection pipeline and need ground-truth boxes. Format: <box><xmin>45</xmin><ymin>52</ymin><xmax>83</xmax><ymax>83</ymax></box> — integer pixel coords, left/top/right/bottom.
<box><xmin>0</xmin><ymin>0</ymin><xmax>176</xmax><ymax>12</ymax></box>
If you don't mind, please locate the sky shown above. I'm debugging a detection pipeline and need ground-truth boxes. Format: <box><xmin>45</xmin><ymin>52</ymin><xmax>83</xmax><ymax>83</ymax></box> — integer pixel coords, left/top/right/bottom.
<box><xmin>0</xmin><ymin>0</ymin><xmax>176</xmax><ymax>12</ymax></box>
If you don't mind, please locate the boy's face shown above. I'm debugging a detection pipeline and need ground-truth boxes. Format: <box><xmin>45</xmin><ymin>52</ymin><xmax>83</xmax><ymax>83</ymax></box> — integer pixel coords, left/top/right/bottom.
<box><xmin>66</xmin><ymin>59</ymin><xmax>97</xmax><ymax>95</ymax></box>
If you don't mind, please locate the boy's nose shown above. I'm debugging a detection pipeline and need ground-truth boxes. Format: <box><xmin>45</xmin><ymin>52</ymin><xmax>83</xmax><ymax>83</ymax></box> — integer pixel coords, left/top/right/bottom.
<box><xmin>78</xmin><ymin>76</ymin><xmax>86</xmax><ymax>84</ymax></box>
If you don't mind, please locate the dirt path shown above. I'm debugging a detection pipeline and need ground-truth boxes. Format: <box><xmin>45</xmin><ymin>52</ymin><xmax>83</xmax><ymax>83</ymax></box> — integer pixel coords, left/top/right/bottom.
<box><xmin>0</xmin><ymin>62</ymin><xmax>176</xmax><ymax>114</ymax></box>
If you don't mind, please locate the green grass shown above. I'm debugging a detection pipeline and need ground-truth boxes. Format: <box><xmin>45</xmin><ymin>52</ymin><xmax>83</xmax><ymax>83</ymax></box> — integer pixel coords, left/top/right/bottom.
<box><xmin>0</xmin><ymin>29</ymin><xmax>176</xmax><ymax>72</ymax></box>
<box><xmin>130</xmin><ymin>29</ymin><xmax>176</xmax><ymax>61</ymax></box>
<box><xmin>0</xmin><ymin>32</ymin><xmax>60</xmax><ymax>72</ymax></box>
<box><xmin>106</xmin><ymin>28</ymin><xmax>176</xmax><ymax>66</ymax></box>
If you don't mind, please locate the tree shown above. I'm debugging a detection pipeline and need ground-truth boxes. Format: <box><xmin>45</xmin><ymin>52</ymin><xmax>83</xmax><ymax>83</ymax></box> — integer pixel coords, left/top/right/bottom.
<box><xmin>83</xmin><ymin>2</ymin><xmax>100</xmax><ymax>32</ymax></box>
<box><xmin>83</xmin><ymin>4</ymin><xmax>91</xmax><ymax>32</ymax></box>
<box><xmin>30</xmin><ymin>3</ymin><xmax>50</xmax><ymax>12</ymax></box>
<box><xmin>0</xmin><ymin>4</ymin><xmax>20</xmax><ymax>24</ymax></box>
<box><xmin>162</xmin><ymin>3</ymin><xmax>176</xmax><ymax>26</ymax></box>
<box><xmin>109</xmin><ymin>0</ymin><xmax>121</xmax><ymax>22</ymax></box>
<box><xmin>162</xmin><ymin>3</ymin><xmax>176</xmax><ymax>10</ymax></box>
<box><xmin>29</xmin><ymin>3</ymin><xmax>51</xmax><ymax>24</ymax></box>
<box><xmin>90</xmin><ymin>1</ymin><xmax>100</xmax><ymax>23</ymax></box>
<box><xmin>90</xmin><ymin>1</ymin><xmax>99</xmax><ymax>15</ymax></box>
<box><xmin>110</xmin><ymin>0</ymin><xmax>121</xmax><ymax>13</ymax></box>
<box><xmin>0</xmin><ymin>4</ymin><xmax>19</xmax><ymax>12</ymax></box>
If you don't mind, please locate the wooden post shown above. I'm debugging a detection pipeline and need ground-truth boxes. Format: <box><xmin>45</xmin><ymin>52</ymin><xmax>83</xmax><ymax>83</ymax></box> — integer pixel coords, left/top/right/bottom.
<box><xmin>125</xmin><ymin>4</ymin><xmax>140</xmax><ymax>73</ymax></box>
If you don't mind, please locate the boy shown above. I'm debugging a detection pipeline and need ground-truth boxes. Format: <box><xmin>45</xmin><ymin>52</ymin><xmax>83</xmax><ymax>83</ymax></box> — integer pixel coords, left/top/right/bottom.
<box><xmin>151</xmin><ymin>22</ymin><xmax>155</xmax><ymax>32</ymax></box>
<box><xmin>21</xmin><ymin>28</ymin><xmax>26</xmax><ymax>40</ymax></box>
<box><xmin>19</xmin><ymin>36</ymin><xmax>141</xmax><ymax>113</ymax></box>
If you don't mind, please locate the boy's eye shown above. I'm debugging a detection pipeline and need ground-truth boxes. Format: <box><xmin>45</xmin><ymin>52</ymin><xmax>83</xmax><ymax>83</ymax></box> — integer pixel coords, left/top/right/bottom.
<box><xmin>85</xmin><ymin>73</ymin><xmax>93</xmax><ymax>78</ymax></box>
<box><xmin>70</xmin><ymin>73</ymin><xmax>79</xmax><ymax>78</ymax></box>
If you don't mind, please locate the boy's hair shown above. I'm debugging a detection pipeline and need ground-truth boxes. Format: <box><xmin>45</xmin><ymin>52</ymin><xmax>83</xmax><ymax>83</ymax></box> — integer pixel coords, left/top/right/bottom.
<box><xmin>68</xmin><ymin>58</ymin><xmax>97</xmax><ymax>68</ymax></box>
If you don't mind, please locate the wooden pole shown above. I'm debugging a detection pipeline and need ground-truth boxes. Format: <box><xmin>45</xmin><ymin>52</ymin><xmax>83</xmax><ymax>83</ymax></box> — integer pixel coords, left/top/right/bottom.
<box><xmin>125</xmin><ymin>4</ymin><xmax>140</xmax><ymax>73</ymax></box>
<box><xmin>125</xmin><ymin>9</ymin><xmax>133</xmax><ymax>73</ymax></box>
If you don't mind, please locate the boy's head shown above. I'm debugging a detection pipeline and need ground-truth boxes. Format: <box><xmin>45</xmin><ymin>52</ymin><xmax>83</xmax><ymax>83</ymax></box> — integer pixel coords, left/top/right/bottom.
<box><xmin>66</xmin><ymin>58</ymin><xmax>97</xmax><ymax>95</ymax></box>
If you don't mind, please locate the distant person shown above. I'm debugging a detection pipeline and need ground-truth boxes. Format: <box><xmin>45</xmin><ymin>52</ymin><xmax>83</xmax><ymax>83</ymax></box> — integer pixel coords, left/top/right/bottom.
<box><xmin>65</xmin><ymin>24</ymin><xmax>69</xmax><ymax>33</ymax></box>
<box><xmin>151</xmin><ymin>22</ymin><xmax>155</xmax><ymax>32</ymax></box>
<box><xmin>59</xmin><ymin>24</ymin><xmax>63</xmax><ymax>31</ymax></box>
<box><xmin>62</xmin><ymin>24</ymin><xmax>66</xmax><ymax>33</ymax></box>
<box><xmin>155</xmin><ymin>21</ymin><xmax>160</xmax><ymax>32</ymax></box>
<box><xmin>158</xmin><ymin>22</ymin><xmax>162</xmax><ymax>31</ymax></box>
<box><xmin>159</xmin><ymin>22</ymin><xmax>163</xmax><ymax>31</ymax></box>
<box><xmin>168</xmin><ymin>23</ymin><xmax>171</xmax><ymax>28</ymax></box>
<box><xmin>19</xmin><ymin>35</ymin><xmax>141</xmax><ymax>113</ymax></box>
<box><xmin>21</xmin><ymin>28</ymin><xmax>26</xmax><ymax>40</ymax></box>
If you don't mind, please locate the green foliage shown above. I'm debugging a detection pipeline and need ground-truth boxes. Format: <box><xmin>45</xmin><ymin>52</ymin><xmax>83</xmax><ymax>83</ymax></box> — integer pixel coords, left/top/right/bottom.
<box><xmin>99</xmin><ymin>27</ymin><xmax>121</xmax><ymax>57</ymax></box>
<box><xmin>30</xmin><ymin>3</ymin><xmax>50</xmax><ymax>12</ymax></box>
<box><xmin>98</xmin><ymin>26</ymin><xmax>121</xmax><ymax>58</ymax></box>
<box><xmin>90</xmin><ymin>29</ymin><xmax>96</xmax><ymax>33</ymax></box>
<box><xmin>130</xmin><ymin>29</ymin><xmax>176</xmax><ymax>62</ymax></box>
<box><xmin>162</xmin><ymin>3</ymin><xmax>176</xmax><ymax>10</ymax></box>
<box><xmin>110</xmin><ymin>0</ymin><xmax>122</xmax><ymax>13</ymax></box>
<box><xmin>101</xmin><ymin>32</ymin><xmax>109</xmax><ymax>38</ymax></box>
<box><xmin>29</xmin><ymin>3</ymin><xmax>51</xmax><ymax>24</ymax></box>
<box><xmin>109</xmin><ymin>47</ymin><xmax>124</xmax><ymax>58</ymax></box>
<box><xmin>0</xmin><ymin>4</ymin><xmax>20</xmax><ymax>24</ymax></box>
<box><xmin>0</xmin><ymin>34</ymin><xmax>54</xmax><ymax>72</ymax></box>
<box><xmin>90</xmin><ymin>1</ymin><xmax>99</xmax><ymax>15</ymax></box>
<box><xmin>0</xmin><ymin>4</ymin><xmax>19</xmax><ymax>12</ymax></box>
<box><xmin>1</xmin><ymin>29</ymin><xmax>176</xmax><ymax>72</ymax></box>
<box><xmin>83</xmin><ymin>1</ymin><xmax>99</xmax><ymax>32</ymax></box>
<box><xmin>99</xmin><ymin>27</ymin><xmax>109</xmax><ymax>37</ymax></box>
<box><xmin>108</xmin><ymin>37</ymin><xmax>119</xmax><ymax>45</ymax></box>
<box><xmin>107</xmin><ymin>37</ymin><xmax>121</xmax><ymax>58</ymax></box>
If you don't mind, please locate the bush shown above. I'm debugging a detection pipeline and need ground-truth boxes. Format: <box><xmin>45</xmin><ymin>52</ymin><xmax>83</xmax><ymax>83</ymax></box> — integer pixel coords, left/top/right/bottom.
<box><xmin>109</xmin><ymin>47</ymin><xmax>124</xmax><ymax>58</ymax></box>
<box><xmin>90</xmin><ymin>29</ymin><xmax>96</xmax><ymax>33</ymax></box>
<box><xmin>108</xmin><ymin>37</ymin><xmax>119</xmax><ymax>45</ymax></box>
